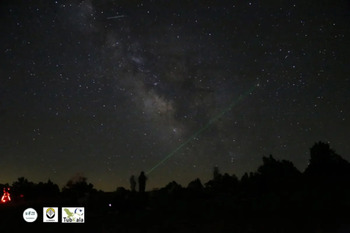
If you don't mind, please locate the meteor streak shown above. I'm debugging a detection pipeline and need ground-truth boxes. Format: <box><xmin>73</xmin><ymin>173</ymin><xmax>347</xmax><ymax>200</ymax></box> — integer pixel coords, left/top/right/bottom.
<box><xmin>146</xmin><ymin>84</ymin><xmax>257</xmax><ymax>175</ymax></box>
<box><xmin>107</xmin><ymin>15</ymin><xmax>126</xmax><ymax>20</ymax></box>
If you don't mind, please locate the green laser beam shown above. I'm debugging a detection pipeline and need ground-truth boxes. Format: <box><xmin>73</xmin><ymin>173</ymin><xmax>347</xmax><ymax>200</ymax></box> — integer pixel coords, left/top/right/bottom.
<box><xmin>146</xmin><ymin>84</ymin><xmax>257</xmax><ymax>175</ymax></box>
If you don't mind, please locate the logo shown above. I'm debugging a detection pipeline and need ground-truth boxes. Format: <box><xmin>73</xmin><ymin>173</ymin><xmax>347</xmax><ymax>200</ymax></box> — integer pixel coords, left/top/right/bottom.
<box><xmin>23</xmin><ymin>208</ymin><xmax>38</xmax><ymax>223</ymax></box>
<box><xmin>43</xmin><ymin>207</ymin><xmax>58</xmax><ymax>222</ymax></box>
<box><xmin>61</xmin><ymin>207</ymin><xmax>84</xmax><ymax>223</ymax></box>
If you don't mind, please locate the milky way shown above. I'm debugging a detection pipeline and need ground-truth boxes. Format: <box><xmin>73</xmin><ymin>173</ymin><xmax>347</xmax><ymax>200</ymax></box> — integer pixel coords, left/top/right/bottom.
<box><xmin>1</xmin><ymin>0</ymin><xmax>349</xmax><ymax>190</ymax></box>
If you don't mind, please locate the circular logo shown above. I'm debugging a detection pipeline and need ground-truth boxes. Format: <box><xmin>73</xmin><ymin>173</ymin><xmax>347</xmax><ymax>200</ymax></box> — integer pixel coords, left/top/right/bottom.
<box><xmin>23</xmin><ymin>208</ymin><xmax>38</xmax><ymax>222</ymax></box>
<box><xmin>74</xmin><ymin>208</ymin><xmax>84</xmax><ymax>216</ymax></box>
<box><xmin>46</xmin><ymin>208</ymin><xmax>55</xmax><ymax>219</ymax></box>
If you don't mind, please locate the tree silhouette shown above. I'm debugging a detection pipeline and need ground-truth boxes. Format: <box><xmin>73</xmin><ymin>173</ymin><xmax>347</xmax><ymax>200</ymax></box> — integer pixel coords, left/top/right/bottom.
<box><xmin>206</xmin><ymin>169</ymin><xmax>239</xmax><ymax>193</ymax></box>
<box><xmin>305</xmin><ymin>141</ymin><xmax>350</xmax><ymax>179</ymax></box>
<box><xmin>62</xmin><ymin>175</ymin><xmax>96</xmax><ymax>202</ymax></box>
<box><xmin>162</xmin><ymin>181</ymin><xmax>182</xmax><ymax>194</ymax></box>
<box><xmin>303</xmin><ymin>141</ymin><xmax>350</xmax><ymax>211</ymax></box>
<box><xmin>11</xmin><ymin>177</ymin><xmax>35</xmax><ymax>200</ymax></box>
<box><xmin>36</xmin><ymin>179</ymin><xmax>60</xmax><ymax>198</ymax></box>
<box><xmin>187</xmin><ymin>178</ymin><xmax>203</xmax><ymax>192</ymax></box>
<box><xmin>257</xmin><ymin>155</ymin><xmax>301</xmax><ymax>190</ymax></box>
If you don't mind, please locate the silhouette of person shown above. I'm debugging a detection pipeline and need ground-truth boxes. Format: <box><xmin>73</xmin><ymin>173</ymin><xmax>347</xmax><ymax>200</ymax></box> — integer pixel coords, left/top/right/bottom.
<box><xmin>130</xmin><ymin>175</ymin><xmax>136</xmax><ymax>192</ymax></box>
<box><xmin>138</xmin><ymin>171</ymin><xmax>147</xmax><ymax>193</ymax></box>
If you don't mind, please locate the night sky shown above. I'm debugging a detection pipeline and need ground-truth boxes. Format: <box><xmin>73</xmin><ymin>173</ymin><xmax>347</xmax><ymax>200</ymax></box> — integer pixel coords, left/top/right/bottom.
<box><xmin>1</xmin><ymin>0</ymin><xmax>349</xmax><ymax>191</ymax></box>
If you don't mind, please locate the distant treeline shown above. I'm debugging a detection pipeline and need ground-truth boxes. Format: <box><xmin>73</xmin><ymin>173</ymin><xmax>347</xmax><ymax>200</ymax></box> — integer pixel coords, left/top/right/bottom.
<box><xmin>1</xmin><ymin>141</ymin><xmax>350</xmax><ymax>210</ymax></box>
<box><xmin>1</xmin><ymin>141</ymin><xmax>350</xmax><ymax>232</ymax></box>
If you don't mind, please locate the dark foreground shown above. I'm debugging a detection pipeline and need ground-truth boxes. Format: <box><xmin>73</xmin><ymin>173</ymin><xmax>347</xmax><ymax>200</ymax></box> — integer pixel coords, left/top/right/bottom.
<box><xmin>1</xmin><ymin>142</ymin><xmax>350</xmax><ymax>232</ymax></box>
<box><xmin>0</xmin><ymin>190</ymin><xmax>350</xmax><ymax>233</ymax></box>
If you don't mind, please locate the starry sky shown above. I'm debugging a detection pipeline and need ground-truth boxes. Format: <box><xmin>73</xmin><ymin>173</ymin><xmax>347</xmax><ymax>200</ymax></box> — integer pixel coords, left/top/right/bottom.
<box><xmin>1</xmin><ymin>0</ymin><xmax>349</xmax><ymax>191</ymax></box>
